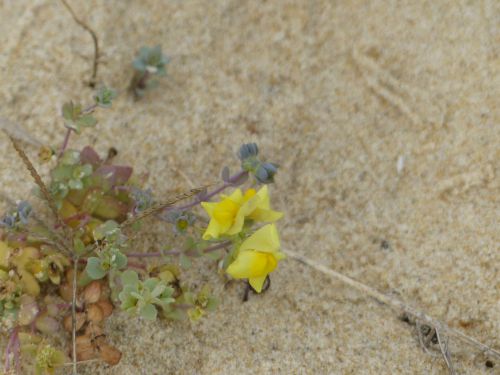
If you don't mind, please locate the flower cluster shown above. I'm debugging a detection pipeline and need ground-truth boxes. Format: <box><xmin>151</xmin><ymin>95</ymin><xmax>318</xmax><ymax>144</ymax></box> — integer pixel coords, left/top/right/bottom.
<box><xmin>201</xmin><ymin>183</ymin><xmax>284</xmax><ymax>292</ymax></box>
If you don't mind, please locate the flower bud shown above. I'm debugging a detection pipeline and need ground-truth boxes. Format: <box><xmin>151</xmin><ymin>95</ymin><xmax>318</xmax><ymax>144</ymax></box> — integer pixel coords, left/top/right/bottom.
<box><xmin>255</xmin><ymin>162</ymin><xmax>279</xmax><ymax>184</ymax></box>
<box><xmin>238</xmin><ymin>143</ymin><xmax>259</xmax><ymax>160</ymax></box>
<box><xmin>17</xmin><ymin>201</ymin><xmax>32</xmax><ymax>224</ymax></box>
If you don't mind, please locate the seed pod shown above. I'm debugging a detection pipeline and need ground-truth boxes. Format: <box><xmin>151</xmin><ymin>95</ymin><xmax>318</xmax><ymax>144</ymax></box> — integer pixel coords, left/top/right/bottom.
<box><xmin>86</xmin><ymin>304</ymin><xmax>103</xmax><ymax>324</ymax></box>
<box><xmin>96</xmin><ymin>300</ymin><xmax>113</xmax><ymax>318</ymax></box>
<box><xmin>84</xmin><ymin>322</ymin><xmax>103</xmax><ymax>337</ymax></box>
<box><xmin>63</xmin><ymin>312</ymin><xmax>86</xmax><ymax>332</ymax></box>
<box><xmin>83</xmin><ymin>281</ymin><xmax>102</xmax><ymax>304</ymax></box>
<box><xmin>59</xmin><ymin>283</ymin><xmax>72</xmax><ymax>302</ymax></box>
<box><xmin>99</xmin><ymin>344</ymin><xmax>122</xmax><ymax>366</ymax></box>
<box><xmin>75</xmin><ymin>335</ymin><xmax>96</xmax><ymax>361</ymax></box>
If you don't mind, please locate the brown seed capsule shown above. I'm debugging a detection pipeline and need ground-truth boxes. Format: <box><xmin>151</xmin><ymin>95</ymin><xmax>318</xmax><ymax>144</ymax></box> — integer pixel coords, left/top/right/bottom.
<box><xmin>59</xmin><ymin>283</ymin><xmax>73</xmax><ymax>302</ymax></box>
<box><xmin>84</xmin><ymin>322</ymin><xmax>104</xmax><ymax>337</ymax></box>
<box><xmin>96</xmin><ymin>300</ymin><xmax>114</xmax><ymax>318</ymax></box>
<box><xmin>63</xmin><ymin>312</ymin><xmax>86</xmax><ymax>332</ymax></box>
<box><xmin>65</xmin><ymin>268</ymin><xmax>74</xmax><ymax>281</ymax></box>
<box><xmin>83</xmin><ymin>281</ymin><xmax>102</xmax><ymax>304</ymax></box>
<box><xmin>75</xmin><ymin>335</ymin><xmax>96</xmax><ymax>361</ymax></box>
<box><xmin>99</xmin><ymin>344</ymin><xmax>122</xmax><ymax>366</ymax></box>
<box><xmin>86</xmin><ymin>304</ymin><xmax>103</xmax><ymax>324</ymax></box>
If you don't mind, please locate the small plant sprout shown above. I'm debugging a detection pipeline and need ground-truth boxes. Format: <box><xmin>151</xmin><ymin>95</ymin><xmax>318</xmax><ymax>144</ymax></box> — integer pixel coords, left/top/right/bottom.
<box><xmin>1</xmin><ymin>87</ymin><xmax>284</xmax><ymax>372</ymax></box>
<box><xmin>130</xmin><ymin>45</ymin><xmax>170</xmax><ymax>97</ymax></box>
<box><xmin>59</xmin><ymin>85</ymin><xmax>116</xmax><ymax>157</ymax></box>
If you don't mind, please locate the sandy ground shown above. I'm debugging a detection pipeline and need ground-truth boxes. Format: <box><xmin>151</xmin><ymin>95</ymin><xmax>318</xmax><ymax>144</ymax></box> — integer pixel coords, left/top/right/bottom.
<box><xmin>0</xmin><ymin>0</ymin><xmax>499</xmax><ymax>374</ymax></box>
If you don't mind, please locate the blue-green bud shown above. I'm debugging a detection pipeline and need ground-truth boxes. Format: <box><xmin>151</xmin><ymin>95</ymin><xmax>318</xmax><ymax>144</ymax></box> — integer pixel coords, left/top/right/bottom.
<box><xmin>238</xmin><ymin>143</ymin><xmax>259</xmax><ymax>160</ymax></box>
<box><xmin>17</xmin><ymin>201</ymin><xmax>32</xmax><ymax>224</ymax></box>
<box><xmin>255</xmin><ymin>162</ymin><xmax>279</xmax><ymax>184</ymax></box>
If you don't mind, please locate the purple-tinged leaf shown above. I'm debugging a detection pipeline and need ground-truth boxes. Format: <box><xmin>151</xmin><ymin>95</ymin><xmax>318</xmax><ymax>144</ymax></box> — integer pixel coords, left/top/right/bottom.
<box><xmin>94</xmin><ymin>165</ymin><xmax>133</xmax><ymax>186</ymax></box>
<box><xmin>80</xmin><ymin>146</ymin><xmax>101</xmax><ymax>167</ymax></box>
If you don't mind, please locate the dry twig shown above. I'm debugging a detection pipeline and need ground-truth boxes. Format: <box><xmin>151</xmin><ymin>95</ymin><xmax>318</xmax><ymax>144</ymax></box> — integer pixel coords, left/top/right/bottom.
<box><xmin>60</xmin><ymin>0</ymin><xmax>99</xmax><ymax>87</ymax></box>
<box><xmin>119</xmin><ymin>185</ymin><xmax>213</xmax><ymax>229</ymax></box>
<box><xmin>71</xmin><ymin>257</ymin><xmax>79</xmax><ymax>375</ymax></box>
<box><xmin>284</xmin><ymin>249</ymin><xmax>500</xmax><ymax>364</ymax></box>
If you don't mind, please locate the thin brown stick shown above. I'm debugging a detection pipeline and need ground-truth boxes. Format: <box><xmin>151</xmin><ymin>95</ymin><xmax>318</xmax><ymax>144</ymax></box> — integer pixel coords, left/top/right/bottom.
<box><xmin>284</xmin><ymin>249</ymin><xmax>500</xmax><ymax>361</ymax></box>
<box><xmin>71</xmin><ymin>257</ymin><xmax>79</xmax><ymax>375</ymax></box>
<box><xmin>120</xmin><ymin>185</ymin><xmax>213</xmax><ymax>229</ymax></box>
<box><xmin>60</xmin><ymin>0</ymin><xmax>99</xmax><ymax>87</ymax></box>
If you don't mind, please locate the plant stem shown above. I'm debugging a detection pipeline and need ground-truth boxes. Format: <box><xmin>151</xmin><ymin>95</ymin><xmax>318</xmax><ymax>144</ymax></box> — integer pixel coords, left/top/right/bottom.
<box><xmin>166</xmin><ymin>170</ymin><xmax>248</xmax><ymax>213</ymax></box>
<box><xmin>127</xmin><ymin>241</ymin><xmax>231</xmax><ymax>258</ymax></box>
<box><xmin>60</xmin><ymin>128</ymin><xmax>72</xmax><ymax>156</ymax></box>
<box><xmin>71</xmin><ymin>257</ymin><xmax>78</xmax><ymax>375</ymax></box>
<box><xmin>59</xmin><ymin>103</ymin><xmax>97</xmax><ymax>157</ymax></box>
<box><xmin>4</xmin><ymin>328</ymin><xmax>14</xmax><ymax>371</ymax></box>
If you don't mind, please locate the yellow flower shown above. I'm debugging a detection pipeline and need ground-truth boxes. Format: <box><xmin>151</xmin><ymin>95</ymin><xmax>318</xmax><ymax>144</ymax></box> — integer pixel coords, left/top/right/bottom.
<box><xmin>226</xmin><ymin>224</ymin><xmax>285</xmax><ymax>292</ymax></box>
<box><xmin>201</xmin><ymin>186</ymin><xmax>282</xmax><ymax>240</ymax></box>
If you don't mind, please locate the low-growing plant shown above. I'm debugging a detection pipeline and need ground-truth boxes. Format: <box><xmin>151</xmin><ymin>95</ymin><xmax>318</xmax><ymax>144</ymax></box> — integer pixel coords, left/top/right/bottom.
<box><xmin>130</xmin><ymin>45</ymin><xmax>169</xmax><ymax>98</ymax></box>
<box><xmin>0</xmin><ymin>87</ymin><xmax>284</xmax><ymax>374</ymax></box>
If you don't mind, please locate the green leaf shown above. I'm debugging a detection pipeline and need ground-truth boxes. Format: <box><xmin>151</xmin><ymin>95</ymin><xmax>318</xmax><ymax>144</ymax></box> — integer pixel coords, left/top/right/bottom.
<box><xmin>93</xmin><ymin>220</ymin><xmax>119</xmax><ymax>241</ymax></box>
<box><xmin>85</xmin><ymin>257</ymin><xmax>106</xmax><ymax>279</ymax></box>
<box><xmin>113</xmin><ymin>251</ymin><xmax>127</xmax><ymax>269</ymax></box>
<box><xmin>51</xmin><ymin>165</ymin><xmax>73</xmax><ymax>182</ymax></box>
<box><xmin>140</xmin><ymin>303</ymin><xmax>157</xmax><ymax>320</ymax></box>
<box><xmin>93</xmin><ymin>196</ymin><xmax>129</xmax><ymax>220</ymax></box>
<box><xmin>68</xmin><ymin>179</ymin><xmax>83</xmax><ymax>190</ymax></box>
<box><xmin>164</xmin><ymin>309</ymin><xmax>184</xmax><ymax>321</ymax></box>
<box><xmin>62</xmin><ymin>102</ymin><xmax>75</xmax><ymax>121</ymax></box>
<box><xmin>76</xmin><ymin>114</ymin><xmax>97</xmax><ymax>128</ymax></box>
<box><xmin>73</xmin><ymin>238</ymin><xmax>86</xmax><ymax>255</ymax></box>
<box><xmin>60</xmin><ymin>150</ymin><xmax>80</xmax><ymax>166</ymax></box>
<box><xmin>121</xmin><ymin>270</ymin><xmax>139</xmax><ymax>286</ymax></box>
<box><xmin>94</xmin><ymin>86</ymin><xmax>117</xmax><ymax>108</ymax></box>
<box><xmin>206</xmin><ymin>297</ymin><xmax>218</xmax><ymax>312</ymax></box>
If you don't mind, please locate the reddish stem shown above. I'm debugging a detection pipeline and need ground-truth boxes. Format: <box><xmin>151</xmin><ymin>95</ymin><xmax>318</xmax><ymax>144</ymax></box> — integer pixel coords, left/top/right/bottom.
<box><xmin>59</xmin><ymin>128</ymin><xmax>72</xmax><ymax>156</ymax></box>
<box><xmin>5</xmin><ymin>327</ymin><xmax>19</xmax><ymax>372</ymax></box>
<box><xmin>59</xmin><ymin>103</ymin><xmax>97</xmax><ymax>156</ymax></box>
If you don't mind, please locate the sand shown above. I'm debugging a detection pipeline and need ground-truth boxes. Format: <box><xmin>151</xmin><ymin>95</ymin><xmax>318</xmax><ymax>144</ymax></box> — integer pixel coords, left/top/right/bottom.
<box><xmin>0</xmin><ymin>0</ymin><xmax>499</xmax><ymax>374</ymax></box>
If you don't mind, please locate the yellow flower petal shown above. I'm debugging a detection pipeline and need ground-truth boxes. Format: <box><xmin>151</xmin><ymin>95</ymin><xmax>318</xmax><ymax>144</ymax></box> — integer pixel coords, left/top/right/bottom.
<box><xmin>226</xmin><ymin>189</ymin><xmax>244</xmax><ymax>203</ymax></box>
<box><xmin>239</xmin><ymin>224</ymin><xmax>281</xmax><ymax>254</ymax></box>
<box><xmin>202</xmin><ymin>219</ymin><xmax>223</xmax><ymax>240</ymax></box>
<box><xmin>200</xmin><ymin>201</ymin><xmax>217</xmax><ymax>216</ymax></box>
<box><xmin>249</xmin><ymin>276</ymin><xmax>267</xmax><ymax>293</ymax></box>
<box><xmin>226</xmin><ymin>250</ymin><xmax>277</xmax><ymax>279</ymax></box>
<box><xmin>255</xmin><ymin>185</ymin><xmax>271</xmax><ymax>208</ymax></box>
<box><xmin>248</xmin><ymin>208</ymin><xmax>283</xmax><ymax>223</ymax></box>
<box><xmin>212</xmin><ymin>198</ymin><xmax>239</xmax><ymax>224</ymax></box>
